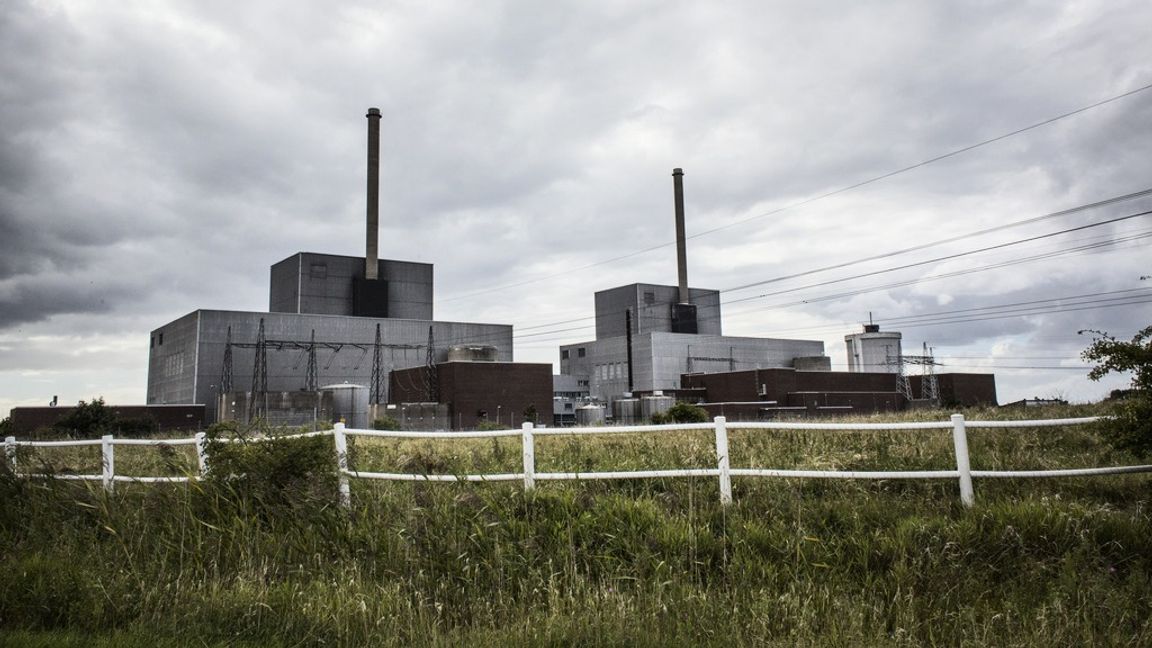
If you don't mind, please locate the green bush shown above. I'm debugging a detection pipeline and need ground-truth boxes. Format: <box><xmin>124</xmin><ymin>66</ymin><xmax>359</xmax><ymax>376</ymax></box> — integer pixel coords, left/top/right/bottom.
<box><xmin>51</xmin><ymin>398</ymin><xmax>115</xmax><ymax>438</ymax></box>
<box><xmin>651</xmin><ymin>402</ymin><xmax>709</xmax><ymax>425</ymax></box>
<box><xmin>1096</xmin><ymin>395</ymin><xmax>1152</xmax><ymax>457</ymax></box>
<box><xmin>372</xmin><ymin>416</ymin><xmax>401</xmax><ymax>430</ymax></box>
<box><xmin>201</xmin><ymin>422</ymin><xmax>339</xmax><ymax>515</ymax></box>
<box><xmin>1082</xmin><ymin>325</ymin><xmax>1152</xmax><ymax>457</ymax></box>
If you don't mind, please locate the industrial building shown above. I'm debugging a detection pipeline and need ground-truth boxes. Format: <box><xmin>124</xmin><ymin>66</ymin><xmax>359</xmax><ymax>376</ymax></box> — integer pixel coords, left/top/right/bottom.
<box><xmin>845</xmin><ymin>323</ymin><xmax>902</xmax><ymax>373</ymax></box>
<box><xmin>557</xmin><ymin>168</ymin><xmax>833</xmax><ymax>405</ymax></box>
<box><xmin>552</xmin><ymin>169</ymin><xmax>997</xmax><ymax>419</ymax></box>
<box><xmin>146</xmin><ymin>108</ymin><xmax>514</xmax><ymax>426</ymax></box>
<box><xmin>8</xmin><ymin>403</ymin><xmax>205</xmax><ymax>437</ymax></box>
<box><xmin>148</xmin><ymin>305</ymin><xmax>511</xmax><ymax>423</ymax></box>
<box><xmin>681</xmin><ymin>367</ymin><xmax>996</xmax><ymax>419</ymax></box>
<box><xmin>559</xmin><ymin>320</ymin><xmax>828</xmax><ymax>404</ymax></box>
<box><xmin>390</xmin><ymin>358</ymin><xmax>553</xmax><ymax>430</ymax></box>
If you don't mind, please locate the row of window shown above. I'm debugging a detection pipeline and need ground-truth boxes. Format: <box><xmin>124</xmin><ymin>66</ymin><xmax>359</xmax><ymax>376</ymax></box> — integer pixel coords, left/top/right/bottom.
<box><xmin>560</xmin><ymin>347</ymin><xmax>587</xmax><ymax>360</ymax></box>
<box><xmin>162</xmin><ymin>352</ymin><xmax>185</xmax><ymax>378</ymax></box>
<box><xmin>595</xmin><ymin>363</ymin><xmax>627</xmax><ymax>381</ymax></box>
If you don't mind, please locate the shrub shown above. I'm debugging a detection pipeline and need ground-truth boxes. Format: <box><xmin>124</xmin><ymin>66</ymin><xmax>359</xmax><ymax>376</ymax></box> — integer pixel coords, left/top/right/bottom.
<box><xmin>651</xmin><ymin>402</ymin><xmax>709</xmax><ymax>425</ymax></box>
<box><xmin>201</xmin><ymin>422</ymin><xmax>339</xmax><ymax>515</ymax></box>
<box><xmin>1081</xmin><ymin>325</ymin><xmax>1152</xmax><ymax>457</ymax></box>
<box><xmin>372</xmin><ymin>416</ymin><xmax>401</xmax><ymax>430</ymax></box>
<box><xmin>1097</xmin><ymin>395</ymin><xmax>1152</xmax><ymax>457</ymax></box>
<box><xmin>52</xmin><ymin>397</ymin><xmax>115</xmax><ymax>437</ymax></box>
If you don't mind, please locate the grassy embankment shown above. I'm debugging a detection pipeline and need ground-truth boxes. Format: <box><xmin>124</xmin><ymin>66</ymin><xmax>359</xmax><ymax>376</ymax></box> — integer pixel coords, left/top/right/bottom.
<box><xmin>2</xmin><ymin>404</ymin><xmax>1150</xmax><ymax>646</ymax></box>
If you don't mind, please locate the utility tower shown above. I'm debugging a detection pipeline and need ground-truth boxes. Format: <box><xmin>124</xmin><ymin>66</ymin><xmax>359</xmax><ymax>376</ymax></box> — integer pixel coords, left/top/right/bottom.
<box><xmin>885</xmin><ymin>343</ymin><xmax>940</xmax><ymax>405</ymax></box>
<box><xmin>369</xmin><ymin>323</ymin><xmax>383</xmax><ymax>404</ymax></box>
<box><xmin>249</xmin><ymin>318</ymin><xmax>268</xmax><ymax>421</ymax></box>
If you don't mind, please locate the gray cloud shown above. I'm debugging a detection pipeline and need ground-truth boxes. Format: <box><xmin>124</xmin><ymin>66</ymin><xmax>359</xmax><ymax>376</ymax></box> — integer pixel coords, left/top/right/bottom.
<box><xmin>2</xmin><ymin>0</ymin><xmax>1151</xmax><ymax>413</ymax></box>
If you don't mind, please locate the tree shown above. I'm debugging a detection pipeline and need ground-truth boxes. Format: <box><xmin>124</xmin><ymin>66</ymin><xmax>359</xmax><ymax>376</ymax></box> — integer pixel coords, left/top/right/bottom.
<box><xmin>651</xmin><ymin>402</ymin><xmax>710</xmax><ymax>425</ymax></box>
<box><xmin>1081</xmin><ymin>325</ymin><xmax>1152</xmax><ymax>391</ymax></box>
<box><xmin>1081</xmin><ymin>325</ymin><xmax>1152</xmax><ymax>456</ymax></box>
<box><xmin>53</xmin><ymin>397</ymin><xmax>116</xmax><ymax>438</ymax></box>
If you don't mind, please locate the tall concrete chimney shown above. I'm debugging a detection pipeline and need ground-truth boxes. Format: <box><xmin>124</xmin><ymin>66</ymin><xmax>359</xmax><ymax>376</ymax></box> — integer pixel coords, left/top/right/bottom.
<box><xmin>365</xmin><ymin>107</ymin><xmax>381</xmax><ymax>280</ymax></box>
<box><xmin>672</xmin><ymin>167</ymin><xmax>689</xmax><ymax>304</ymax></box>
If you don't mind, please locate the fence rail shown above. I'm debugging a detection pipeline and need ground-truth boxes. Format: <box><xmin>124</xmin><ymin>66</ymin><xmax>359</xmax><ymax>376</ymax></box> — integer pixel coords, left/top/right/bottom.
<box><xmin>6</xmin><ymin>414</ymin><xmax>1152</xmax><ymax>508</ymax></box>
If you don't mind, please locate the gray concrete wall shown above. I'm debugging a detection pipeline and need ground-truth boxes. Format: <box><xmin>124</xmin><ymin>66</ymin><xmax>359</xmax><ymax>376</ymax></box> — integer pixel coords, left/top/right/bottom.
<box><xmin>268</xmin><ymin>252</ymin><xmax>433</xmax><ymax>320</ymax></box>
<box><xmin>845</xmin><ymin>331</ymin><xmax>902</xmax><ymax>373</ymax></box>
<box><xmin>147</xmin><ymin>309</ymin><xmax>512</xmax><ymax>422</ymax></box>
<box><xmin>561</xmin><ymin>332</ymin><xmax>826</xmax><ymax>403</ymax></box>
<box><xmin>593</xmin><ymin>283</ymin><xmax>722</xmax><ymax>340</ymax></box>
<box><xmin>147</xmin><ymin>311</ymin><xmax>201</xmax><ymax>407</ymax></box>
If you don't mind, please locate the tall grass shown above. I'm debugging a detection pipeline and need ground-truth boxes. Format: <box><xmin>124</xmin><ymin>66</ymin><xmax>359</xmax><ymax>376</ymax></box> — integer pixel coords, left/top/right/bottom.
<box><xmin>1</xmin><ymin>405</ymin><xmax>1150</xmax><ymax>646</ymax></box>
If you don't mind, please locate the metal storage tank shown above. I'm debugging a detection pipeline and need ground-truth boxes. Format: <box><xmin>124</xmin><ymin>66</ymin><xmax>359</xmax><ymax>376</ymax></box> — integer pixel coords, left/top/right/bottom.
<box><xmin>322</xmin><ymin>383</ymin><xmax>370</xmax><ymax>429</ymax></box>
<box><xmin>575</xmin><ymin>404</ymin><xmax>606</xmax><ymax>426</ymax></box>
<box><xmin>447</xmin><ymin>345</ymin><xmax>499</xmax><ymax>362</ymax></box>
<box><xmin>613</xmin><ymin>398</ymin><xmax>642</xmax><ymax>425</ymax></box>
<box><xmin>641</xmin><ymin>395</ymin><xmax>675</xmax><ymax>420</ymax></box>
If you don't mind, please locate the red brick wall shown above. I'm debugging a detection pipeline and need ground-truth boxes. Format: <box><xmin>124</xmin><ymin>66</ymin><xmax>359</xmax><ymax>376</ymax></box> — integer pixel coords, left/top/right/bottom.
<box><xmin>9</xmin><ymin>404</ymin><xmax>206</xmax><ymax>436</ymax></box>
<box><xmin>390</xmin><ymin>362</ymin><xmax>553</xmax><ymax>430</ymax></box>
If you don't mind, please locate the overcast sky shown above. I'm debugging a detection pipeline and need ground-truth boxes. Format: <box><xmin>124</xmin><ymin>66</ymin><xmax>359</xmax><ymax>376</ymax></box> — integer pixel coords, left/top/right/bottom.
<box><xmin>2</xmin><ymin>0</ymin><xmax>1151</xmax><ymax>417</ymax></box>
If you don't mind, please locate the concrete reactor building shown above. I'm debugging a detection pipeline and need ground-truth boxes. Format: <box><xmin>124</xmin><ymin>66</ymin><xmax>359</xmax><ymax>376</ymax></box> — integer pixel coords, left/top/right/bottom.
<box><xmin>147</xmin><ymin>108</ymin><xmax>514</xmax><ymax>426</ymax></box>
<box><xmin>558</xmin><ymin>168</ymin><xmax>831</xmax><ymax>405</ymax></box>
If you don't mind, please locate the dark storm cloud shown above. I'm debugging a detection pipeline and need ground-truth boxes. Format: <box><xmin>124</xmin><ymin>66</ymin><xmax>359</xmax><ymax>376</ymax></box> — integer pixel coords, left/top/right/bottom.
<box><xmin>1</xmin><ymin>0</ymin><xmax>1151</xmax><ymax>413</ymax></box>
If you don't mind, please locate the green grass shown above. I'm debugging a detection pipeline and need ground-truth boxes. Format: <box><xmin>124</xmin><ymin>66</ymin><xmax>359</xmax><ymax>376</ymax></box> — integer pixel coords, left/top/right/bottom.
<box><xmin>2</xmin><ymin>404</ymin><xmax>1150</xmax><ymax>646</ymax></box>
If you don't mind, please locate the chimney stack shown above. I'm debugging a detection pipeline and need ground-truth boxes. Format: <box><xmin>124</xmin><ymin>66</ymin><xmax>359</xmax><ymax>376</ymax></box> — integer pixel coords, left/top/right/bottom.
<box><xmin>365</xmin><ymin>107</ymin><xmax>381</xmax><ymax>280</ymax></box>
<box><xmin>672</xmin><ymin>168</ymin><xmax>689</xmax><ymax>304</ymax></box>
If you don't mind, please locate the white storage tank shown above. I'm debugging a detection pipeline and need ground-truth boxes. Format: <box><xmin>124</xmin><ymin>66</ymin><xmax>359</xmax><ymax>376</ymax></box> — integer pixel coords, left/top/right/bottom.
<box><xmin>613</xmin><ymin>398</ymin><xmax>642</xmax><ymax>425</ymax></box>
<box><xmin>641</xmin><ymin>395</ymin><xmax>675</xmax><ymax>420</ymax></box>
<box><xmin>575</xmin><ymin>404</ymin><xmax>606</xmax><ymax>426</ymax></box>
<box><xmin>322</xmin><ymin>383</ymin><xmax>370</xmax><ymax>429</ymax></box>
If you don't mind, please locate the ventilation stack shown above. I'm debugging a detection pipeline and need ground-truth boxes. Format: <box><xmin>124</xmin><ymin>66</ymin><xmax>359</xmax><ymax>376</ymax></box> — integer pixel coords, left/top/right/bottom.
<box><xmin>670</xmin><ymin>167</ymin><xmax>698</xmax><ymax>333</ymax></box>
<box><xmin>353</xmin><ymin>107</ymin><xmax>389</xmax><ymax>317</ymax></box>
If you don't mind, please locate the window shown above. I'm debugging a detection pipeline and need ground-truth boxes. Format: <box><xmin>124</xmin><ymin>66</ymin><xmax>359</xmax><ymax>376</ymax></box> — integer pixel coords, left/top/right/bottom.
<box><xmin>577</xmin><ymin>348</ymin><xmax>586</xmax><ymax>358</ymax></box>
<box><xmin>158</xmin><ymin>332</ymin><xmax>164</xmax><ymax>346</ymax></box>
<box><xmin>150</xmin><ymin>336</ymin><xmax>154</xmax><ymax>349</ymax></box>
<box><xmin>561</xmin><ymin>349</ymin><xmax>570</xmax><ymax>360</ymax></box>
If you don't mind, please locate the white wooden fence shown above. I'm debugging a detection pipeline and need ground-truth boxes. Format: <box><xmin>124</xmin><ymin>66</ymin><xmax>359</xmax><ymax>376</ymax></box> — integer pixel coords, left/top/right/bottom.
<box><xmin>6</xmin><ymin>415</ymin><xmax>1152</xmax><ymax>508</ymax></box>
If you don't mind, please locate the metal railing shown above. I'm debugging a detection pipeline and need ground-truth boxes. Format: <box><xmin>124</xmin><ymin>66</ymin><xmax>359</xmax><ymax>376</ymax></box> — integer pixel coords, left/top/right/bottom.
<box><xmin>7</xmin><ymin>415</ymin><xmax>1152</xmax><ymax>508</ymax></box>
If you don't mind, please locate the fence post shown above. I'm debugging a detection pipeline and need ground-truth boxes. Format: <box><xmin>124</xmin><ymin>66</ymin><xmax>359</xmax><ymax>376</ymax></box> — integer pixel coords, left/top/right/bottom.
<box><xmin>714</xmin><ymin>416</ymin><xmax>732</xmax><ymax>506</ymax></box>
<box><xmin>4</xmin><ymin>436</ymin><xmax>16</xmax><ymax>473</ymax></box>
<box><xmin>521</xmin><ymin>422</ymin><xmax>535</xmax><ymax>493</ymax></box>
<box><xmin>194</xmin><ymin>432</ymin><xmax>208</xmax><ymax>477</ymax></box>
<box><xmin>951</xmin><ymin>413</ymin><xmax>975</xmax><ymax>508</ymax></box>
<box><xmin>333</xmin><ymin>423</ymin><xmax>351</xmax><ymax>509</ymax></box>
<box><xmin>3</xmin><ymin>433</ymin><xmax>15</xmax><ymax>475</ymax></box>
<box><xmin>101</xmin><ymin>434</ymin><xmax>115</xmax><ymax>493</ymax></box>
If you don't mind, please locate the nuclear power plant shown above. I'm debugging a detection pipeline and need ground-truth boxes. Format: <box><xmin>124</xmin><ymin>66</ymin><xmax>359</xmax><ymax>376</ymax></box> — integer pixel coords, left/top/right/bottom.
<box><xmin>554</xmin><ymin>169</ymin><xmax>996</xmax><ymax>421</ymax></box>
<box><xmin>146</xmin><ymin>108</ymin><xmax>536</xmax><ymax>429</ymax></box>
<box><xmin>134</xmin><ymin>109</ymin><xmax>997</xmax><ymax>432</ymax></box>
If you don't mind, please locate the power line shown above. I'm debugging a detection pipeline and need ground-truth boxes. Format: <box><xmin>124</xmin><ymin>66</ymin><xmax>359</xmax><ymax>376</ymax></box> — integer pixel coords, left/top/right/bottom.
<box><xmin>661</xmin><ymin>287</ymin><xmax>1152</xmax><ymax>342</ymax></box>
<box><xmin>499</xmin><ymin>216</ymin><xmax>1151</xmax><ymax>345</ymax></box>
<box><xmin>721</xmin><ymin>187</ymin><xmax>1152</xmax><ymax>293</ymax></box>
<box><xmin>494</xmin><ymin>188</ymin><xmax>1152</xmax><ymax>340</ymax></box>
<box><xmin>718</xmin><ymin>209</ymin><xmax>1152</xmax><ymax>304</ymax></box>
<box><xmin>721</xmin><ymin>231</ymin><xmax>1152</xmax><ymax>318</ymax></box>
<box><xmin>440</xmin><ymin>81</ymin><xmax>1152</xmax><ymax>303</ymax></box>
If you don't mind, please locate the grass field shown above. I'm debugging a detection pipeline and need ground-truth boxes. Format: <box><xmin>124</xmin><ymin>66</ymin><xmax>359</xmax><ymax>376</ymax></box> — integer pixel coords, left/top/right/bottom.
<box><xmin>2</xmin><ymin>404</ymin><xmax>1150</xmax><ymax>646</ymax></box>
